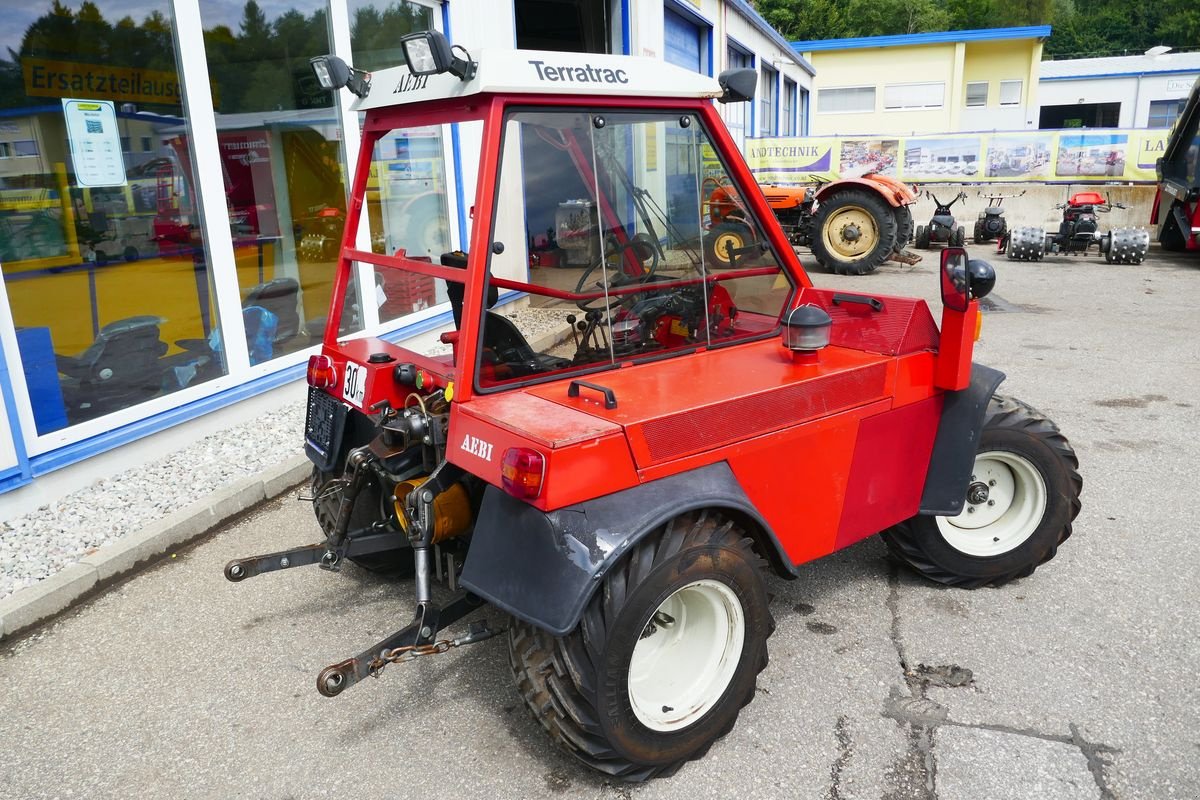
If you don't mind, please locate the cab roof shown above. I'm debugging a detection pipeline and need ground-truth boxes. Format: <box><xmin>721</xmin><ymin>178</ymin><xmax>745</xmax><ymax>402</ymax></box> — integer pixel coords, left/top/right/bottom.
<box><xmin>351</xmin><ymin>48</ymin><xmax>724</xmax><ymax>111</ymax></box>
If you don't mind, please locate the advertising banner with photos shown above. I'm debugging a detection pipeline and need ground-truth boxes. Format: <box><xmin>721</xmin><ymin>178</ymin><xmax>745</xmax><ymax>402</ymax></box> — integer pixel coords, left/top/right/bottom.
<box><xmin>746</xmin><ymin>129</ymin><xmax>1170</xmax><ymax>185</ymax></box>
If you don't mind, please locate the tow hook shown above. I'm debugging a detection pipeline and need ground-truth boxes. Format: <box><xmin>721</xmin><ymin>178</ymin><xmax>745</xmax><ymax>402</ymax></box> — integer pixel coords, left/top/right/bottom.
<box><xmin>315</xmin><ymin>592</ymin><xmax>488</xmax><ymax>698</ymax></box>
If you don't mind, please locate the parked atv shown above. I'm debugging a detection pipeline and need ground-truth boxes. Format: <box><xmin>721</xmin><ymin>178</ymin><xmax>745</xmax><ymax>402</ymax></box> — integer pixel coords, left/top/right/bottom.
<box><xmin>974</xmin><ymin>190</ymin><xmax>1024</xmax><ymax>245</ymax></box>
<box><xmin>1007</xmin><ymin>191</ymin><xmax>1149</xmax><ymax>264</ymax></box>
<box><xmin>706</xmin><ymin>175</ymin><xmax>920</xmax><ymax>276</ymax></box>
<box><xmin>226</xmin><ymin>39</ymin><xmax>1082</xmax><ymax>782</ymax></box>
<box><xmin>915</xmin><ymin>191</ymin><xmax>967</xmax><ymax>249</ymax></box>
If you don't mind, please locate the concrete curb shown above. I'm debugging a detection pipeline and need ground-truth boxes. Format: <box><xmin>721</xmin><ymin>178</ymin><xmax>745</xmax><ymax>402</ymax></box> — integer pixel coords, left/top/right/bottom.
<box><xmin>0</xmin><ymin>454</ymin><xmax>312</xmax><ymax>641</ymax></box>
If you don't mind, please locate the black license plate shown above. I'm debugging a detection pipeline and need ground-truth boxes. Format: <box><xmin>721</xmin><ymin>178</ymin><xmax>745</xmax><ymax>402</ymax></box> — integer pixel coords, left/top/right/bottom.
<box><xmin>304</xmin><ymin>387</ymin><xmax>347</xmax><ymax>472</ymax></box>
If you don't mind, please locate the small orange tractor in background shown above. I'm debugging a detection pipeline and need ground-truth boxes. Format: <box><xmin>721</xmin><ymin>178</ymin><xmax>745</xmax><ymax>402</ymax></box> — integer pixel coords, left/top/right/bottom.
<box><xmin>705</xmin><ymin>173</ymin><xmax>919</xmax><ymax>275</ymax></box>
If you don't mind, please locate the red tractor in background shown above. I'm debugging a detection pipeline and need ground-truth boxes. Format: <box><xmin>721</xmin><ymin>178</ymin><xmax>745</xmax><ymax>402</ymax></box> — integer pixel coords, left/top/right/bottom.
<box><xmin>705</xmin><ymin>174</ymin><xmax>919</xmax><ymax>275</ymax></box>
<box><xmin>225</xmin><ymin>39</ymin><xmax>1082</xmax><ymax>781</ymax></box>
<box><xmin>1151</xmin><ymin>76</ymin><xmax>1200</xmax><ymax>254</ymax></box>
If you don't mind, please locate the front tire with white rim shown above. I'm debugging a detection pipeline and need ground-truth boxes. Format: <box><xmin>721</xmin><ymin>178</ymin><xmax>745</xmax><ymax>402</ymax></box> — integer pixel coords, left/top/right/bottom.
<box><xmin>881</xmin><ymin>395</ymin><xmax>1082</xmax><ymax>588</ymax></box>
<box><xmin>508</xmin><ymin>511</ymin><xmax>772</xmax><ymax>780</ymax></box>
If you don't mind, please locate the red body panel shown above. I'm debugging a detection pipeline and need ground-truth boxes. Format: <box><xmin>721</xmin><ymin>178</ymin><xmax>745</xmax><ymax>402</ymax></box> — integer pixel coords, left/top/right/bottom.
<box><xmin>835</xmin><ymin>395</ymin><xmax>942</xmax><ymax>549</ymax></box>
<box><xmin>797</xmin><ymin>287</ymin><xmax>940</xmax><ymax>356</ymax></box>
<box><xmin>450</xmin><ymin>394</ymin><xmax>639</xmax><ymax>511</ymax></box>
<box><xmin>726</xmin><ymin>400</ymin><xmax>887</xmax><ymax>564</ymax></box>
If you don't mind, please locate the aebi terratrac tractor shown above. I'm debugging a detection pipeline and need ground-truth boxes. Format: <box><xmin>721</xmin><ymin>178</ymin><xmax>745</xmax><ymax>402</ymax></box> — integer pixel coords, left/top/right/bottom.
<box><xmin>225</xmin><ymin>34</ymin><xmax>1082</xmax><ymax>781</ymax></box>
<box><xmin>1007</xmin><ymin>191</ymin><xmax>1149</xmax><ymax>264</ymax></box>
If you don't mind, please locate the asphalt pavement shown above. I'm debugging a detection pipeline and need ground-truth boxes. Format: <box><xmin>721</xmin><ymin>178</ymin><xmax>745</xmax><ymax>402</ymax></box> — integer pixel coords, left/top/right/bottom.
<box><xmin>1</xmin><ymin>241</ymin><xmax>1197</xmax><ymax>799</ymax></box>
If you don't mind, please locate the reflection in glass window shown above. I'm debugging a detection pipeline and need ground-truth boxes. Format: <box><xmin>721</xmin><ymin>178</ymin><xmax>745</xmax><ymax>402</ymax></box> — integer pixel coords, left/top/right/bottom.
<box><xmin>479</xmin><ymin>110</ymin><xmax>790</xmax><ymax>390</ymax></box>
<box><xmin>199</xmin><ymin>0</ymin><xmax>360</xmax><ymax>354</ymax></box>
<box><xmin>365</xmin><ymin>130</ymin><xmax>452</xmax><ymax>319</ymax></box>
<box><xmin>349</xmin><ymin>0</ymin><xmax>434</xmax><ymax>73</ymax></box>
<box><xmin>0</xmin><ymin>0</ymin><xmax>225</xmax><ymax>433</ymax></box>
<box><xmin>350</xmin><ymin>1</ymin><xmax>452</xmax><ymax>322</ymax></box>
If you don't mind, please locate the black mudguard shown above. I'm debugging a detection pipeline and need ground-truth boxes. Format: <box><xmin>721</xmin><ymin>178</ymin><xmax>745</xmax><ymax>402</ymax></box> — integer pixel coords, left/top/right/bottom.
<box><xmin>459</xmin><ymin>462</ymin><xmax>783</xmax><ymax>636</ymax></box>
<box><xmin>919</xmin><ymin>363</ymin><xmax>1006</xmax><ymax>516</ymax></box>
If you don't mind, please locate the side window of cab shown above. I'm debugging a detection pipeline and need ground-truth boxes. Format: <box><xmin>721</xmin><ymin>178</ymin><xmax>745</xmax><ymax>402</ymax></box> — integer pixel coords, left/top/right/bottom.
<box><xmin>476</xmin><ymin>109</ymin><xmax>793</xmax><ymax>391</ymax></box>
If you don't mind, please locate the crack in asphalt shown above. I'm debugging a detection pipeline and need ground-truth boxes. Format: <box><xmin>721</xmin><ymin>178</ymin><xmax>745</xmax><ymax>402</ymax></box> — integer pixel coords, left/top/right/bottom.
<box><xmin>1071</xmin><ymin>723</ymin><xmax>1120</xmax><ymax>800</ymax></box>
<box><xmin>883</xmin><ymin>566</ymin><xmax>1121</xmax><ymax>799</ymax></box>
<box><xmin>884</xmin><ymin>565</ymin><xmax>938</xmax><ymax>800</ymax></box>
<box><xmin>826</xmin><ymin>715</ymin><xmax>852</xmax><ymax>800</ymax></box>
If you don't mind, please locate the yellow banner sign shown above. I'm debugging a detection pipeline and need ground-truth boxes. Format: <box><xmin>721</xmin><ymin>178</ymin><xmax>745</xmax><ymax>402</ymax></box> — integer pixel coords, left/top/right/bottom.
<box><xmin>746</xmin><ymin>129</ymin><xmax>1170</xmax><ymax>185</ymax></box>
<box><xmin>23</xmin><ymin>58</ymin><xmax>182</xmax><ymax>106</ymax></box>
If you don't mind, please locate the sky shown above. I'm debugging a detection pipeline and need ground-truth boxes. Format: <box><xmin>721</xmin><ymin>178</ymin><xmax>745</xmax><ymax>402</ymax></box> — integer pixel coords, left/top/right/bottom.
<box><xmin>1</xmin><ymin>0</ymin><xmax>315</xmax><ymax>58</ymax></box>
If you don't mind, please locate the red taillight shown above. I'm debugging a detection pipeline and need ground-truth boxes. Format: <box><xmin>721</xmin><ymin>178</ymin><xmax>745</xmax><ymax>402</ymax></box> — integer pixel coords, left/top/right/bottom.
<box><xmin>501</xmin><ymin>447</ymin><xmax>545</xmax><ymax>500</ymax></box>
<box><xmin>307</xmin><ymin>354</ymin><xmax>336</xmax><ymax>389</ymax></box>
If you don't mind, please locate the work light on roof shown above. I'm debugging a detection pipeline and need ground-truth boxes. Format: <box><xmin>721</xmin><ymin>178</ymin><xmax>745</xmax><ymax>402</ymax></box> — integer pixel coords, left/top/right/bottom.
<box><xmin>309</xmin><ymin>55</ymin><xmax>371</xmax><ymax>98</ymax></box>
<box><xmin>399</xmin><ymin>30</ymin><xmax>477</xmax><ymax>81</ymax></box>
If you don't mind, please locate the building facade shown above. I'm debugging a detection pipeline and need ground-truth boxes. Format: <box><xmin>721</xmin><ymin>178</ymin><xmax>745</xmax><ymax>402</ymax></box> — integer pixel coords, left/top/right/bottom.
<box><xmin>1038</xmin><ymin>52</ymin><xmax>1200</xmax><ymax>129</ymax></box>
<box><xmin>792</xmin><ymin>27</ymin><xmax>1048</xmax><ymax>137</ymax></box>
<box><xmin>0</xmin><ymin>0</ymin><xmax>811</xmax><ymax>501</ymax></box>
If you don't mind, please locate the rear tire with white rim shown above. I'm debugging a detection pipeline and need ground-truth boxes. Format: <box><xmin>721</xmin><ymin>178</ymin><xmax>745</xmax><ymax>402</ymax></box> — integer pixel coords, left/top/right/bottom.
<box><xmin>881</xmin><ymin>395</ymin><xmax>1081</xmax><ymax>588</ymax></box>
<box><xmin>508</xmin><ymin>511</ymin><xmax>772</xmax><ymax>780</ymax></box>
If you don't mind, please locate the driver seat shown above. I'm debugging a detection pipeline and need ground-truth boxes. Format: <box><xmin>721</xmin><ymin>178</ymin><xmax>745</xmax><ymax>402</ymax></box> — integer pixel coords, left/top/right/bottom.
<box><xmin>441</xmin><ymin>251</ymin><xmax>569</xmax><ymax>377</ymax></box>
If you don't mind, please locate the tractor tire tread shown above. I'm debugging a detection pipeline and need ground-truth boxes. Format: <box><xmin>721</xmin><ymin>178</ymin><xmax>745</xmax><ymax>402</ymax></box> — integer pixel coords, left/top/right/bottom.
<box><xmin>811</xmin><ymin>189</ymin><xmax>898</xmax><ymax>275</ymax></box>
<box><xmin>508</xmin><ymin>511</ymin><xmax>772</xmax><ymax>781</ymax></box>
<box><xmin>881</xmin><ymin>395</ymin><xmax>1081</xmax><ymax>589</ymax></box>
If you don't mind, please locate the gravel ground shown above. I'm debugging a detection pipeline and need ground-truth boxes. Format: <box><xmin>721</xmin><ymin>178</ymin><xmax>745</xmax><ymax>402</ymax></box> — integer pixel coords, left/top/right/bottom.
<box><xmin>0</xmin><ymin>403</ymin><xmax>306</xmax><ymax>601</ymax></box>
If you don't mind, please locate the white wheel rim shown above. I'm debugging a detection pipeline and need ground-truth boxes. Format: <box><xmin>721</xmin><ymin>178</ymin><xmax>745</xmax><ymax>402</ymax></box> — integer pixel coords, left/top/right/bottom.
<box><xmin>937</xmin><ymin>451</ymin><xmax>1047</xmax><ymax>557</ymax></box>
<box><xmin>628</xmin><ymin>579</ymin><xmax>745</xmax><ymax>732</ymax></box>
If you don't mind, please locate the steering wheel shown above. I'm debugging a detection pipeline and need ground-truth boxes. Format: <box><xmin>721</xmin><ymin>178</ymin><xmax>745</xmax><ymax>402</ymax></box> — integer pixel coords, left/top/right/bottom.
<box><xmin>573</xmin><ymin>233</ymin><xmax>660</xmax><ymax>313</ymax></box>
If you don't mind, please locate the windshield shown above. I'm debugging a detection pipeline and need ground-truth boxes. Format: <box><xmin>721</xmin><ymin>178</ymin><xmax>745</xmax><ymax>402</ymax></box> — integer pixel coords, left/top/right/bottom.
<box><xmin>477</xmin><ymin>108</ymin><xmax>793</xmax><ymax>389</ymax></box>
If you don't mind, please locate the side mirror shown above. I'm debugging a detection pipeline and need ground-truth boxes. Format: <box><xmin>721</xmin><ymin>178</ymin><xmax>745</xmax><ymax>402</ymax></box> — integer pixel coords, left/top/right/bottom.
<box><xmin>941</xmin><ymin>248</ymin><xmax>996</xmax><ymax>311</ymax></box>
<box><xmin>717</xmin><ymin>69</ymin><xmax>756</xmax><ymax>104</ymax></box>
<box><xmin>940</xmin><ymin>248</ymin><xmax>970</xmax><ymax>312</ymax></box>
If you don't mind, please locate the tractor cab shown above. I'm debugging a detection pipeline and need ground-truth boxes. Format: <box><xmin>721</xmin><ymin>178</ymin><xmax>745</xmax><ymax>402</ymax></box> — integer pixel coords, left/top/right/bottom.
<box><xmin>304</xmin><ymin>46</ymin><xmax>801</xmax><ymax>440</ymax></box>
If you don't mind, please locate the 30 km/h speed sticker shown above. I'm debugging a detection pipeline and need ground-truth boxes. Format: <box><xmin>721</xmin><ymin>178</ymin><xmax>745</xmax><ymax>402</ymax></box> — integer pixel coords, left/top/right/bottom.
<box><xmin>342</xmin><ymin>361</ymin><xmax>367</xmax><ymax>407</ymax></box>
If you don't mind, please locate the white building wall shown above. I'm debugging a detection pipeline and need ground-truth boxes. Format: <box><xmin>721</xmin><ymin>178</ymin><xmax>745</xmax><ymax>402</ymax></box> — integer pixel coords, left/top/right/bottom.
<box><xmin>1038</xmin><ymin>72</ymin><xmax>1200</xmax><ymax>128</ymax></box>
<box><xmin>723</xmin><ymin>6</ymin><xmax>812</xmax><ymax>136</ymax></box>
<box><xmin>959</xmin><ymin>105</ymin><xmax>1029</xmax><ymax>132</ymax></box>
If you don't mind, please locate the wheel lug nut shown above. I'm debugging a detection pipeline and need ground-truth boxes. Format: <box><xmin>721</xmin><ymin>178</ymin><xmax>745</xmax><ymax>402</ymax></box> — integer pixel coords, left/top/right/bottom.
<box><xmin>967</xmin><ymin>507</ymin><xmax>975</xmax><ymax>513</ymax></box>
<box><xmin>987</xmin><ymin>500</ymin><xmax>995</xmax><ymax>506</ymax></box>
<box><xmin>989</xmin><ymin>480</ymin><xmax>996</xmax><ymax>487</ymax></box>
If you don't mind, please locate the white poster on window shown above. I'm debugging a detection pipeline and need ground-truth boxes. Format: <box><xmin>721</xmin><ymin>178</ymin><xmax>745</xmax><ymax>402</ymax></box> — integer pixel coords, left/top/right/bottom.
<box><xmin>62</xmin><ymin>99</ymin><xmax>126</xmax><ymax>187</ymax></box>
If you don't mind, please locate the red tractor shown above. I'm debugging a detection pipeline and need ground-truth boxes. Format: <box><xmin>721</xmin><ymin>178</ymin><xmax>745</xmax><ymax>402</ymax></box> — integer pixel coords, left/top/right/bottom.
<box><xmin>705</xmin><ymin>174</ymin><xmax>919</xmax><ymax>275</ymax></box>
<box><xmin>226</xmin><ymin>37</ymin><xmax>1082</xmax><ymax>781</ymax></box>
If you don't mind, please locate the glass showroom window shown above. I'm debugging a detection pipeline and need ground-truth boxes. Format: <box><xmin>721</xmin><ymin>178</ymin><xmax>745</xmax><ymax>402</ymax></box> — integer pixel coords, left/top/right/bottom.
<box><xmin>0</xmin><ymin>0</ymin><xmax>223</xmax><ymax>435</ymax></box>
<box><xmin>198</xmin><ymin>0</ymin><xmax>359</xmax><ymax>358</ymax></box>
<box><xmin>350</xmin><ymin>0</ymin><xmax>454</xmax><ymax>323</ymax></box>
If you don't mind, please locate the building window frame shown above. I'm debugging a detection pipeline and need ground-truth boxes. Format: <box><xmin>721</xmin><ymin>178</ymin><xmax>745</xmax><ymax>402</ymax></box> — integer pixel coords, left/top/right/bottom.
<box><xmin>883</xmin><ymin>81</ymin><xmax>945</xmax><ymax>111</ymax></box>
<box><xmin>999</xmin><ymin>80</ymin><xmax>1023</xmax><ymax>106</ymax></box>
<box><xmin>1148</xmin><ymin>98</ymin><xmax>1186</xmax><ymax>128</ymax></box>
<box><xmin>817</xmin><ymin>85</ymin><xmax>876</xmax><ymax>114</ymax></box>
<box><xmin>965</xmin><ymin>81</ymin><xmax>988</xmax><ymax>107</ymax></box>
<box><xmin>760</xmin><ymin>65</ymin><xmax>778</xmax><ymax>136</ymax></box>
<box><xmin>663</xmin><ymin>1</ymin><xmax>713</xmax><ymax>77</ymax></box>
<box><xmin>725</xmin><ymin>40</ymin><xmax>754</xmax><ymax>149</ymax></box>
<box><xmin>783</xmin><ymin>78</ymin><xmax>797</xmax><ymax>136</ymax></box>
